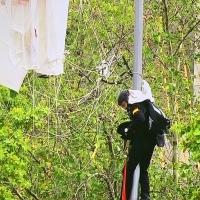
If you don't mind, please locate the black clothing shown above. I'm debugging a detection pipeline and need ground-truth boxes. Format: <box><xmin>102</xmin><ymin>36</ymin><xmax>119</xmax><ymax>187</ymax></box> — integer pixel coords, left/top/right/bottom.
<box><xmin>120</xmin><ymin>101</ymin><xmax>156</xmax><ymax>200</ymax></box>
<box><xmin>140</xmin><ymin>193</ymin><xmax>151</xmax><ymax>200</ymax></box>
<box><xmin>127</xmin><ymin>102</ymin><xmax>149</xmax><ymax>138</ymax></box>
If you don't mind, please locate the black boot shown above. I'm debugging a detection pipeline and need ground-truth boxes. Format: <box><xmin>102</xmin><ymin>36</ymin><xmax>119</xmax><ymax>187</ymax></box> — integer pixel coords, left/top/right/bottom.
<box><xmin>140</xmin><ymin>194</ymin><xmax>150</xmax><ymax>200</ymax></box>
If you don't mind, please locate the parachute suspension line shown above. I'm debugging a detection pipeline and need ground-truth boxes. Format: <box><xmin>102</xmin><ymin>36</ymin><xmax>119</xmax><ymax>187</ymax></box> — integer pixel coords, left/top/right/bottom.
<box><xmin>54</xmin><ymin>76</ymin><xmax>58</xmax><ymax>141</ymax></box>
<box><xmin>85</xmin><ymin>0</ymin><xmax>114</xmax><ymax>56</ymax></box>
<box><xmin>132</xmin><ymin>71</ymin><xmax>143</xmax><ymax>78</ymax></box>
<box><xmin>54</xmin><ymin>75</ymin><xmax>62</xmax><ymax>139</ymax></box>
<box><xmin>92</xmin><ymin>76</ymin><xmax>101</xmax><ymax>160</ymax></box>
<box><xmin>47</xmin><ymin>94</ymin><xmax>51</xmax><ymax>146</ymax></box>
<box><xmin>32</xmin><ymin>71</ymin><xmax>36</xmax><ymax>137</ymax></box>
<box><xmin>47</xmin><ymin>77</ymin><xmax>53</xmax><ymax>146</ymax></box>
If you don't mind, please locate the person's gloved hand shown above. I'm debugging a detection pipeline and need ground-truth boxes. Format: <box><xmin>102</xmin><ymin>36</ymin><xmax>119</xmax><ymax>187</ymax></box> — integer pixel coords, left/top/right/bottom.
<box><xmin>117</xmin><ymin>122</ymin><xmax>135</xmax><ymax>140</ymax></box>
<box><xmin>120</xmin><ymin>127</ymin><xmax>129</xmax><ymax>140</ymax></box>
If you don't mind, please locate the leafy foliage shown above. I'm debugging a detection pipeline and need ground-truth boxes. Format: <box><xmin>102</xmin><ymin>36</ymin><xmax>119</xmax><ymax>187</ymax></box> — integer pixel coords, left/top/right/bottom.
<box><xmin>0</xmin><ymin>0</ymin><xmax>200</xmax><ymax>199</ymax></box>
<box><xmin>176</xmin><ymin>109</ymin><xmax>200</xmax><ymax>162</ymax></box>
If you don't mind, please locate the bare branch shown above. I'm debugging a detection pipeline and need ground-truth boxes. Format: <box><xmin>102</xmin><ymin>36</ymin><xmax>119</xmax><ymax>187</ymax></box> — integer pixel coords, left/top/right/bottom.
<box><xmin>104</xmin><ymin>129</ymin><xmax>115</xmax><ymax>159</ymax></box>
<box><xmin>25</xmin><ymin>188</ymin><xmax>40</xmax><ymax>200</ymax></box>
<box><xmin>74</xmin><ymin>173</ymin><xmax>115</xmax><ymax>200</ymax></box>
<box><xmin>12</xmin><ymin>188</ymin><xmax>24</xmax><ymax>200</ymax></box>
<box><xmin>173</xmin><ymin>19</ymin><xmax>200</xmax><ymax>56</ymax></box>
<box><xmin>122</xmin><ymin>56</ymin><xmax>131</xmax><ymax>71</ymax></box>
<box><xmin>162</xmin><ymin>0</ymin><xmax>169</xmax><ymax>33</ymax></box>
<box><xmin>162</xmin><ymin>0</ymin><xmax>173</xmax><ymax>55</ymax></box>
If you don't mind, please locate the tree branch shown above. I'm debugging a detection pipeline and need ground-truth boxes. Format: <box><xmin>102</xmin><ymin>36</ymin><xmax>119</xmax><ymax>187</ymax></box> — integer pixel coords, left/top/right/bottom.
<box><xmin>74</xmin><ymin>173</ymin><xmax>115</xmax><ymax>200</ymax></box>
<box><xmin>147</xmin><ymin>43</ymin><xmax>170</xmax><ymax>70</ymax></box>
<box><xmin>173</xmin><ymin>19</ymin><xmax>200</xmax><ymax>56</ymax></box>
<box><xmin>104</xmin><ymin>129</ymin><xmax>115</xmax><ymax>159</ymax></box>
<box><xmin>100</xmin><ymin>79</ymin><xmax>122</xmax><ymax>85</ymax></box>
<box><xmin>162</xmin><ymin>0</ymin><xmax>169</xmax><ymax>33</ymax></box>
<box><xmin>25</xmin><ymin>188</ymin><xmax>40</xmax><ymax>200</ymax></box>
<box><xmin>122</xmin><ymin>56</ymin><xmax>131</xmax><ymax>71</ymax></box>
<box><xmin>162</xmin><ymin>0</ymin><xmax>173</xmax><ymax>55</ymax></box>
<box><xmin>12</xmin><ymin>188</ymin><xmax>24</xmax><ymax>200</ymax></box>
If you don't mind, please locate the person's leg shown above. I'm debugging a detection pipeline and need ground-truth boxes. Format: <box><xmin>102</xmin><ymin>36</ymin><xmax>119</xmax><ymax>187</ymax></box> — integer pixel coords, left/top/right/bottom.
<box><xmin>139</xmin><ymin>170</ymin><xmax>150</xmax><ymax>198</ymax></box>
<box><xmin>139</xmin><ymin>140</ymin><xmax>156</xmax><ymax>199</ymax></box>
<box><xmin>121</xmin><ymin>138</ymin><xmax>144</xmax><ymax>200</ymax></box>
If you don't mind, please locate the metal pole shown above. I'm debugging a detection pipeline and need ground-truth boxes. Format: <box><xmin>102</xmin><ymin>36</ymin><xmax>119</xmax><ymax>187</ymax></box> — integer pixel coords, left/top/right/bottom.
<box><xmin>131</xmin><ymin>0</ymin><xmax>144</xmax><ymax>200</ymax></box>
<box><xmin>133</xmin><ymin>0</ymin><xmax>144</xmax><ymax>90</ymax></box>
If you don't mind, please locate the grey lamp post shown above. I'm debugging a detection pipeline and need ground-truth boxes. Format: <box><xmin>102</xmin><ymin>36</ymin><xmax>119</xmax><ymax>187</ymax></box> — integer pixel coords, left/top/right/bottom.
<box><xmin>130</xmin><ymin>0</ymin><xmax>144</xmax><ymax>199</ymax></box>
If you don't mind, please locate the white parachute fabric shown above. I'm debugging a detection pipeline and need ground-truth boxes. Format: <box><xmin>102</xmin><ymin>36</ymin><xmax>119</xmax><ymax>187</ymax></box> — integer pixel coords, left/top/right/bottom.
<box><xmin>128</xmin><ymin>89</ymin><xmax>149</xmax><ymax>104</ymax></box>
<box><xmin>34</xmin><ymin>0</ymin><xmax>69</xmax><ymax>75</ymax></box>
<box><xmin>141</xmin><ymin>80</ymin><xmax>155</xmax><ymax>103</ymax></box>
<box><xmin>10</xmin><ymin>0</ymin><xmax>38</xmax><ymax>70</ymax></box>
<box><xmin>0</xmin><ymin>0</ymin><xmax>27</xmax><ymax>92</ymax></box>
<box><xmin>0</xmin><ymin>0</ymin><xmax>69</xmax><ymax>92</ymax></box>
<box><xmin>128</xmin><ymin>80</ymin><xmax>154</xmax><ymax>104</ymax></box>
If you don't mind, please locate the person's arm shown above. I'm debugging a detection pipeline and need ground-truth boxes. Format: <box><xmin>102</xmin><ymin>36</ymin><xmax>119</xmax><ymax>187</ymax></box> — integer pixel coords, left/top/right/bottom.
<box><xmin>117</xmin><ymin>103</ymin><xmax>147</xmax><ymax>140</ymax></box>
<box><xmin>128</xmin><ymin>104</ymin><xmax>146</xmax><ymax>131</ymax></box>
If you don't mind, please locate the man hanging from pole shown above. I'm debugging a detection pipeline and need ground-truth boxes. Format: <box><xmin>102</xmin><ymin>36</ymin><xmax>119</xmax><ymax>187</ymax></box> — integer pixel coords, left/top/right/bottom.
<box><xmin>117</xmin><ymin>87</ymin><xmax>156</xmax><ymax>200</ymax></box>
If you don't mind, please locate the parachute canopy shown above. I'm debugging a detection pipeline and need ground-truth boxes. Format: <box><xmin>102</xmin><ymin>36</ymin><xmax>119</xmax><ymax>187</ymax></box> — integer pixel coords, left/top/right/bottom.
<box><xmin>0</xmin><ymin>0</ymin><xmax>69</xmax><ymax>92</ymax></box>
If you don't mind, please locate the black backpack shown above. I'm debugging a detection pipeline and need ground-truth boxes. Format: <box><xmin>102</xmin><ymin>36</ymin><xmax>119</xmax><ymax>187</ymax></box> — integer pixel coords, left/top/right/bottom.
<box><xmin>146</xmin><ymin>100</ymin><xmax>170</xmax><ymax>135</ymax></box>
<box><xmin>146</xmin><ymin>100</ymin><xmax>170</xmax><ymax>147</ymax></box>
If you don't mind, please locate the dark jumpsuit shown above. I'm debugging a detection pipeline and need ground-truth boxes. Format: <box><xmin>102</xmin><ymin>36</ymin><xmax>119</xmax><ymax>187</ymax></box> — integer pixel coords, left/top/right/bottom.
<box><xmin>120</xmin><ymin>101</ymin><xmax>156</xmax><ymax>200</ymax></box>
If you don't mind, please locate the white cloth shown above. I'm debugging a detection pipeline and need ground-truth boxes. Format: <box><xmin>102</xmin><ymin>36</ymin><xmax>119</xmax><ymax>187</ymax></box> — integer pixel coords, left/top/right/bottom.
<box><xmin>0</xmin><ymin>0</ymin><xmax>69</xmax><ymax>92</ymax></box>
<box><xmin>128</xmin><ymin>80</ymin><xmax>154</xmax><ymax>104</ymax></box>
<box><xmin>128</xmin><ymin>89</ymin><xmax>149</xmax><ymax>104</ymax></box>
<box><xmin>0</xmin><ymin>0</ymin><xmax>27</xmax><ymax>92</ymax></box>
<box><xmin>141</xmin><ymin>80</ymin><xmax>155</xmax><ymax>102</ymax></box>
